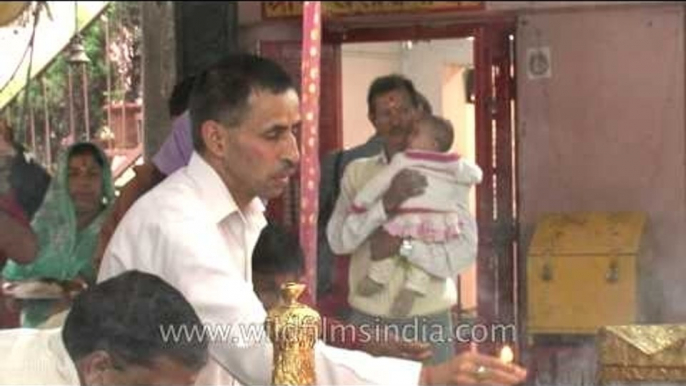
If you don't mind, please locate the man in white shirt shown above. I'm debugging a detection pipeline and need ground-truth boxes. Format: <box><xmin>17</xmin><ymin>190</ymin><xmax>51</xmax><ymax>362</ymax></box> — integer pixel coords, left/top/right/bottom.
<box><xmin>0</xmin><ymin>270</ymin><xmax>208</xmax><ymax>385</ymax></box>
<box><xmin>98</xmin><ymin>53</ymin><xmax>526</xmax><ymax>385</ymax></box>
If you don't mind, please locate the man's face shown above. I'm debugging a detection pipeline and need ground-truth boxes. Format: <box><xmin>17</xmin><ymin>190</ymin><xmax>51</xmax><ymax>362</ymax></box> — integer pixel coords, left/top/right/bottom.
<box><xmin>369</xmin><ymin>88</ymin><xmax>419</xmax><ymax>155</ymax></box>
<box><xmin>82</xmin><ymin>354</ymin><xmax>200</xmax><ymax>386</ymax></box>
<box><xmin>220</xmin><ymin>89</ymin><xmax>301</xmax><ymax>205</ymax></box>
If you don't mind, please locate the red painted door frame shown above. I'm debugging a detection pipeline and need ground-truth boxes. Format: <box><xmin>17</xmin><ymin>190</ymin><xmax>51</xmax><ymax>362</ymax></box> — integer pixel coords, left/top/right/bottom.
<box><xmin>326</xmin><ymin>19</ymin><xmax>519</xmax><ymax>355</ymax></box>
<box><xmin>472</xmin><ymin>24</ymin><xmax>518</xmax><ymax>356</ymax></box>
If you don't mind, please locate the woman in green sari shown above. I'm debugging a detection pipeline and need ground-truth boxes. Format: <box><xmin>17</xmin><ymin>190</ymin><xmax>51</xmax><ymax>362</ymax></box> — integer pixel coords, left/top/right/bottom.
<box><xmin>2</xmin><ymin>142</ymin><xmax>114</xmax><ymax>327</ymax></box>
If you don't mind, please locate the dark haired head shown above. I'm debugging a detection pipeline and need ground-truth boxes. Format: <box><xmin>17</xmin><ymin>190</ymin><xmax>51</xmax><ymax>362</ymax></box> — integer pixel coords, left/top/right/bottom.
<box><xmin>168</xmin><ymin>76</ymin><xmax>197</xmax><ymax>119</ymax></box>
<box><xmin>62</xmin><ymin>270</ymin><xmax>208</xmax><ymax>372</ymax></box>
<box><xmin>366</xmin><ymin>74</ymin><xmax>419</xmax><ymax>116</ymax></box>
<box><xmin>68</xmin><ymin>142</ymin><xmax>106</xmax><ymax>169</ymax></box>
<box><xmin>252</xmin><ymin>222</ymin><xmax>304</xmax><ymax>276</ymax></box>
<box><xmin>188</xmin><ymin>53</ymin><xmax>295</xmax><ymax>152</ymax></box>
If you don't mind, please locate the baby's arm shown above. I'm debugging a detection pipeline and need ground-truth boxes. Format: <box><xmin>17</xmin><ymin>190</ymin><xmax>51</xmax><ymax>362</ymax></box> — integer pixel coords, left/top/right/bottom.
<box><xmin>351</xmin><ymin>157</ymin><xmax>406</xmax><ymax>211</ymax></box>
<box><xmin>453</xmin><ymin>158</ymin><xmax>484</xmax><ymax>185</ymax></box>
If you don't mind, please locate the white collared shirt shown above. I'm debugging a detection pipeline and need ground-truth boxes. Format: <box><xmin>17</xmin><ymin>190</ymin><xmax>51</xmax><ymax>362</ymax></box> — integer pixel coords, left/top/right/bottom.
<box><xmin>0</xmin><ymin>328</ymin><xmax>80</xmax><ymax>385</ymax></box>
<box><xmin>98</xmin><ymin>152</ymin><xmax>422</xmax><ymax>386</ymax></box>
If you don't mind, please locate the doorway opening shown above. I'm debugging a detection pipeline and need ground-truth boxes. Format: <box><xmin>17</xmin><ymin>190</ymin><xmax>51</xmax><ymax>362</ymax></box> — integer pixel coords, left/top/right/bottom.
<box><xmin>339</xmin><ymin>38</ymin><xmax>479</xmax><ymax>323</ymax></box>
<box><xmin>331</xmin><ymin>22</ymin><xmax>518</xmax><ymax>355</ymax></box>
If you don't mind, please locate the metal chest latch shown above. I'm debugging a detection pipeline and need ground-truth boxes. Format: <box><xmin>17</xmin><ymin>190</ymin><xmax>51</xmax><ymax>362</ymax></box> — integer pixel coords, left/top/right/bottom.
<box><xmin>606</xmin><ymin>259</ymin><xmax>620</xmax><ymax>283</ymax></box>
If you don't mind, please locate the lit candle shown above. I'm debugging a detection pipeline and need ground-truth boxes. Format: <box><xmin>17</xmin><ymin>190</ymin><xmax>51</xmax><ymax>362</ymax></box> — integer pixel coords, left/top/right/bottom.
<box><xmin>500</xmin><ymin>345</ymin><xmax>514</xmax><ymax>364</ymax></box>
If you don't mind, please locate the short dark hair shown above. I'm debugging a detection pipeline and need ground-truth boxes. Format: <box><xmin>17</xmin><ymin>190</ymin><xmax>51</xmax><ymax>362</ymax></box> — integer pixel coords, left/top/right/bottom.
<box><xmin>420</xmin><ymin>115</ymin><xmax>454</xmax><ymax>152</ymax></box>
<box><xmin>366</xmin><ymin>74</ymin><xmax>419</xmax><ymax>116</ymax></box>
<box><xmin>62</xmin><ymin>271</ymin><xmax>208</xmax><ymax>371</ymax></box>
<box><xmin>189</xmin><ymin>53</ymin><xmax>295</xmax><ymax>152</ymax></box>
<box><xmin>68</xmin><ymin>142</ymin><xmax>106</xmax><ymax>169</ymax></box>
<box><xmin>252</xmin><ymin>222</ymin><xmax>304</xmax><ymax>276</ymax></box>
<box><xmin>168</xmin><ymin>76</ymin><xmax>196</xmax><ymax>118</ymax></box>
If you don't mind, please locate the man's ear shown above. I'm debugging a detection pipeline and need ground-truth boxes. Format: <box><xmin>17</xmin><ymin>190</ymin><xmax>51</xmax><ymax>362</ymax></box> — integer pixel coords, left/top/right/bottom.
<box><xmin>77</xmin><ymin>350</ymin><xmax>112</xmax><ymax>386</ymax></box>
<box><xmin>200</xmin><ymin>120</ymin><xmax>227</xmax><ymax>158</ymax></box>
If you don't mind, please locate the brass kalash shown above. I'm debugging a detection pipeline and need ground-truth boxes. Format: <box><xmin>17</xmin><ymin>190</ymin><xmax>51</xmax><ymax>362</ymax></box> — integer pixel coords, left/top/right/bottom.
<box><xmin>266</xmin><ymin>282</ymin><xmax>321</xmax><ymax>386</ymax></box>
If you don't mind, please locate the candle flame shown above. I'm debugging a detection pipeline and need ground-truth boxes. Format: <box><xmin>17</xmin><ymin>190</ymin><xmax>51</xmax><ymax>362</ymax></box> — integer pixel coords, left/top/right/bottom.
<box><xmin>500</xmin><ymin>345</ymin><xmax>514</xmax><ymax>364</ymax></box>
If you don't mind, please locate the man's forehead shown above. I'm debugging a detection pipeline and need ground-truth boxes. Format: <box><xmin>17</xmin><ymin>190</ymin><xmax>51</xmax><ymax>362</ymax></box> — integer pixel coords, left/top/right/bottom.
<box><xmin>377</xmin><ymin>89</ymin><xmax>412</xmax><ymax>107</ymax></box>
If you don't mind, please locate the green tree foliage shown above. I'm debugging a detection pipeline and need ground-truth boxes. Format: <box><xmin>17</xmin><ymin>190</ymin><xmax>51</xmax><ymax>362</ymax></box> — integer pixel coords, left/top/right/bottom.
<box><xmin>4</xmin><ymin>2</ymin><xmax>140</xmax><ymax>169</ymax></box>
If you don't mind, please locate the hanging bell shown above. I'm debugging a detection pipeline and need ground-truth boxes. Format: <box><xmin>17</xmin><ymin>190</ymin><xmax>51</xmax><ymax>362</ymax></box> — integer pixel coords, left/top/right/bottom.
<box><xmin>67</xmin><ymin>35</ymin><xmax>90</xmax><ymax>65</ymax></box>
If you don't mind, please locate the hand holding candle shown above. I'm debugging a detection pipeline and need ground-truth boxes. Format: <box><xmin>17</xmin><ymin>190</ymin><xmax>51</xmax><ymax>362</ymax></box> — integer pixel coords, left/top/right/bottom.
<box><xmin>422</xmin><ymin>345</ymin><xmax>527</xmax><ymax>385</ymax></box>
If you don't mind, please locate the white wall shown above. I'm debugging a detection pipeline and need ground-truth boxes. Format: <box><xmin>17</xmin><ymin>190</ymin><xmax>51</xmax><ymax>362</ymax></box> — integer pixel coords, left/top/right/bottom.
<box><xmin>401</xmin><ymin>39</ymin><xmax>473</xmax><ymax>118</ymax></box>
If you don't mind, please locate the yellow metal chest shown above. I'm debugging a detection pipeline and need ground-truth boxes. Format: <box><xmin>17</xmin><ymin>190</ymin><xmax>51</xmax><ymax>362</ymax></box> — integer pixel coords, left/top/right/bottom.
<box><xmin>527</xmin><ymin>212</ymin><xmax>646</xmax><ymax>335</ymax></box>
